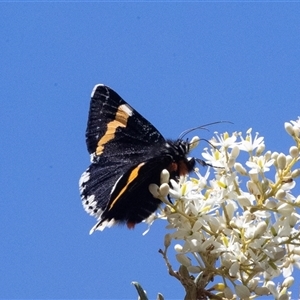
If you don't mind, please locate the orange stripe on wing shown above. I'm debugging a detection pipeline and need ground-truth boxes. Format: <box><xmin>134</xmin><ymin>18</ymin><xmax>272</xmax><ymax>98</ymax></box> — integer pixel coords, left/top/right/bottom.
<box><xmin>96</xmin><ymin>104</ymin><xmax>133</xmax><ymax>155</ymax></box>
<box><xmin>108</xmin><ymin>162</ymin><xmax>145</xmax><ymax>210</ymax></box>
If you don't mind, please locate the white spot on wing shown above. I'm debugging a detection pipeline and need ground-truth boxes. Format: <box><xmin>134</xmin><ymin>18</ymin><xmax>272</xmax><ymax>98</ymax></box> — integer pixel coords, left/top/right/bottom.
<box><xmin>119</xmin><ymin>103</ymin><xmax>133</xmax><ymax>117</ymax></box>
<box><xmin>89</xmin><ymin>218</ymin><xmax>117</xmax><ymax>234</ymax></box>
<box><xmin>81</xmin><ymin>194</ymin><xmax>103</xmax><ymax>218</ymax></box>
<box><xmin>79</xmin><ymin>170</ymin><xmax>91</xmax><ymax>193</ymax></box>
<box><xmin>82</xmin><ymin>194</ymin><xmax>95</xmax><ymax>210</ymax></box>
<box><xmin>79</xmin><ymin>170</ymin><xmax>90</xmax><ymax>186</ymax></box>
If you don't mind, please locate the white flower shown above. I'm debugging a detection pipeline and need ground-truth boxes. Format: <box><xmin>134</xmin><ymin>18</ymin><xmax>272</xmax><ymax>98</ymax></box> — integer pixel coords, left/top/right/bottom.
<box><xmin>210</xmin><ymin>131</ymin><xmax>238</xmax><ymax>148</ymax></box>
<box><xmin>154</xmin><ymin>120</ymin><xmax>300</xmax><ymax>299</ymax></box>
<box><xmin>239</xmin><ymin>128</ymin><xmax>265</xmax><ymax>153</ymax></box>
<box><xmin>290</xmin><ymin>116</ymin><xmax>300</xmax><ymax>129</ymax></box>
<box><xmin>281</xmin><ymin>245</ymin><xmax>300</xmax><ymax>278</ymax></box>
<box><xmin>246</xmin><ymin>154</ymin><xmax>275</xmax><ymax>174</ymax></box>
<box><xmin>288</xmin><ymin>117</ymin><xmax>300</xmax><ymax>137</ymax></box>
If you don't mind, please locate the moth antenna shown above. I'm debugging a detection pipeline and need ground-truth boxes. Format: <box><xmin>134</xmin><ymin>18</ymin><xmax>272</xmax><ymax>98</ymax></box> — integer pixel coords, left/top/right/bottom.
<box><xmin>191</xmin><ymin>138</ymin><xmax>223</xmax><ymax>169</ymax></box>
<box><xmin>199</xmin><ymin>138</ymin><xmax>218</xmax><ymax>151</ymax></box>
<box><xmin>178</xmin><ymin>121</ymin><xmax>232</xmax><ymax>140</ymax></box>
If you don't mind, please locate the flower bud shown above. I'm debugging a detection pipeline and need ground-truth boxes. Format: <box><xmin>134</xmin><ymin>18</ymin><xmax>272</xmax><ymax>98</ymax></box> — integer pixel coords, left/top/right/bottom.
<box><xmin>278</xmin><ymin>291</ymin><xmax>289</xmax><ymax>300</ymax></box>
<box><xmin>189</xmin><ymin>136</ymin><xmax>200</xmax><ymax>150</ymax></box>
<box><xmin>176</xmin><ymin>254</ymin><xmax>191</xmax><ymax>267</ymax></box>
<box><xmin>293</xmin><ymin>125</ymin><xmax>300</xmax><ymax>138</ymax></box>
<box><xmin>271</xmin><ymin>151</ymin><xmax>279</xmax><ymax>160</ymax></box>
<box><xmin>284</xmin><ymin>122</ymin><xmax>294</xmax><ymax>136</ymax></box>
<box><xmin>229</xmin><ymin>262</ymin><xmax>240</xmax><ymax>277</ymax></box>
<box><xmin>292</xmin><ymin>169</ymin><xmax>300</xmax><ymax>178</ymax></box>
<box><xmin>282</xmin><ymin>276</ymin><xmax>294</xmax><ymax>288</ymax></box>
<box><xmin>277</xmin><ymin>153</ymin><xmax>287</xmax><ymax>170</ymax></box>
<box><xmin>266</xmin><ymin>281</ymin><xmax>278</xmax><ymax>296</ymax></box>
<box><xmin>164</xmin><ymin>233</ymin><xmax>172</xmax><ymax>248</ymax></box>
<box><xmin>275</xmin><ymin>189</ymin><xmax>286</xmax><ymax>200</ymax></box>
<box><xmin>237</xmin><ymin>195</ymin><xmax>252</xmax><ymax>207</ymax></box>
<box><xmin>261</xmin><ymin>179</ymin><xmax>269</xmax><ymax>193</ymax></box>
<box><xmin>231</xmin><ymin>145</ymin><xmax>240</xmax><ymax>159</ymax></box>
<box><xmin>159</xmin><ymin>183</ymin><xmax>170</xmax><ymax>197</ymax></box>
<box><xmin>265</xmin><ymin>199</ymin><xmax>277</xmax><ymax>209</ymax></box>
<box><xmin>160</xmin><ymin>169</ymin><xmax>170</xmax><ymax>184</ymax></box>
<box><xmin>247</xmin><ymin>180</ymin><xmax>260</xmax><ymax>196</ymax></box>
<box><xmin>253</xmin><ymin>221</ymin><xmax>267</xmax><ymax>238</ymax></box>
<box><xmin>286</xmin><ymin>155</ymin><xmax>293</xmax><ymax>165</ymax></box>
<box><xmin>264</xmin><ymin>150</ymin><xmax>272</xmax><ymax>161</ymax></box>
<box><xmin>224</xmin><ymin>287</ymin><xmax>234</xmax><ymax>299</ymax></box>
<box><xmin>289</xmin><ymin>213</ymin><xmax>298</xmax><ymax>227</ymax></box>
<box><xmin>234</xmin><ymin>163</ymin><xmax>247</xmax><ymax>175</ymax></box>
<box><xmin>249</xmin><ymin>172</ymin><xmax>259</xmax><ymax>182</ymax></box>
<box><xmin>256</xmin><ymin>143</ymin><xmax>265</xmax><ymax>156</ymax></box>
<box><xmin>248</xmin><ymin>278</ymin><xmax>258</xmax><ymax>290</ymax></box>
<box><xmin>227</xmin><ymin>157</ymin><xmax>235</xmax><ymax>168</ymax></box>
<box><xmin>174</xmin><ymin>244</ymin><xmax>183</xmax><ymax>253</ymax></box>
<box><xmin>187</xmin><ymin>265</ymin><xmax>201</xmax><ymax>273</ymax></box>
<box><xmin>255</xmin><ymin>286</ymin><xmax>270</xmax><ymax>295</ymax></box>
<box><xmin>149</xmin><ymin>184</ymin><xmax>159</xmax><ymax>197</ymax></box>
<box><xmin>235</xmin><ymin>285</ymin><xmax>251</xmax><ymax>298</ymax></box>
<box><xmin>292</xmin><ymin>246</ymin><xmax>300</xmax><ymax>255</ymax></box>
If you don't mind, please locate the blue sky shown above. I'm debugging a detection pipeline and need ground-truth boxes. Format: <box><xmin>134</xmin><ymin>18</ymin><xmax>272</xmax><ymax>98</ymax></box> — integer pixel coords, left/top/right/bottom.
<box><xmin>1</xmin><ymin>3</ymin><xmax>300</xmax><ymax>299</ymax></box>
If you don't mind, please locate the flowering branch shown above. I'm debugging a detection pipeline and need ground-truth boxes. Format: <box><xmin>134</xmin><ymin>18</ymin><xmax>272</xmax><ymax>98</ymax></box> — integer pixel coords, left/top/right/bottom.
<box><xmin>144</xmin><ymin>118</ymin><xmax>300</xmax><ymax>300</ymax></box>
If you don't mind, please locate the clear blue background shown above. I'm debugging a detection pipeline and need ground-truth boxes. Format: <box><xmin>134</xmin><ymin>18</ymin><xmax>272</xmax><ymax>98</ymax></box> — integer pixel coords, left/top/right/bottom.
<box><xmin>1</xmin><ymin>3</ymin><xmax>300</xmax><ymax>299</ymax></box>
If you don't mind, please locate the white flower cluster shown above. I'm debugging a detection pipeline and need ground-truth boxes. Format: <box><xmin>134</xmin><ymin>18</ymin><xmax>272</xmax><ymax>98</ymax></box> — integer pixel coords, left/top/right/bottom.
<box><xmin>149</xmin><ymin>118</ymin><xmax>300</xmax><ymax>300</ymax></box>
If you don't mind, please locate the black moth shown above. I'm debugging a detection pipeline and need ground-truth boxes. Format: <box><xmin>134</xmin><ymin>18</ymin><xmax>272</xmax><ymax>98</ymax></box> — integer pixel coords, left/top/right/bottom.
<box><xmin>79</xmin><ymin>84</ymin><xmax>207</xmax><ymax>233</ymax></box>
